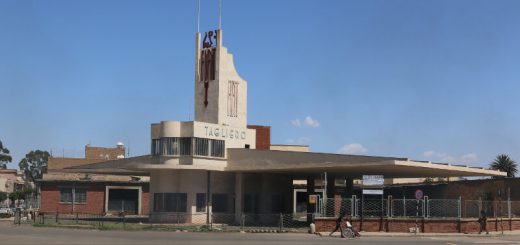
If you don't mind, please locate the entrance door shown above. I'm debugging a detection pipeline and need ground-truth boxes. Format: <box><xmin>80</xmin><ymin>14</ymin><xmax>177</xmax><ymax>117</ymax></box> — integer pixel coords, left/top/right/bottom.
<box><xmin>108</xmin><ymin>189</ymin><xmax>139</xmax><ymax>215</ymax></box>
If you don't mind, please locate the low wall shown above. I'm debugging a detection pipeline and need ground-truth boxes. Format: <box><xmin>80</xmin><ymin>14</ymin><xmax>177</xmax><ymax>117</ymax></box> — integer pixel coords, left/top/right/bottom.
<box><xmin>315</xmin><ymin>217</ymin><xmax>520</xmax><ymax>233</ymax></box>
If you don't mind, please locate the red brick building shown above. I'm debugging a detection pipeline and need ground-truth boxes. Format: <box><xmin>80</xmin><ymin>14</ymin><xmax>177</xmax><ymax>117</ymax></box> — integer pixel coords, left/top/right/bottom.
<box><xmin>38</xmin><ymin>144</ymin><xmax>149</xmax><ymax>215</ymax></box>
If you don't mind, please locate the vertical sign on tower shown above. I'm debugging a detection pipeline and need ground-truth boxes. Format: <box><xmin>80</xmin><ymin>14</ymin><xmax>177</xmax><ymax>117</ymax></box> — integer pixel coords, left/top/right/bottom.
<box><xmin>227</xmin><ymin>81</ymin><xmax>238</xmax><ymax>117</ymax></box>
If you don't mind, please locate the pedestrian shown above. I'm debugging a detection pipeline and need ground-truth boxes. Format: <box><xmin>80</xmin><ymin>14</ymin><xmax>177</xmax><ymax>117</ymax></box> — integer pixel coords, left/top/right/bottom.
<box><xmin>329</xmin><ymin>211</ymin><xmax>347</xmax><ymax>238</ymax></box>
<box><xmin>346</xmin><ymin>216</ymin><xmax>361</xmax><ymax>237</ymax></box>
<box><xmin>478</xmin><ymin>210</ymin><xmax>489</xmax><ymax>235</ymax></box>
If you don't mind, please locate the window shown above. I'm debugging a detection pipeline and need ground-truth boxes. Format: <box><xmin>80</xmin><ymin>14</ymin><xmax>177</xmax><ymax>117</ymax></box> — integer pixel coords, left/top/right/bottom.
<box><xmin>59</xmin><ymin>187</ymin><xmax>87</xmax><ymax>203</ymax></box>
<box><xmin>196</xmin><ymin>193</ymin><xmax>206</xmax><ymax>212</ymax></box>
<box><xmin>152</xmin><ymin>137</ymin><xmax>192</xmax><ymax>156</ymax></box>
<box><xmin>194</xmin><ymin>138</ymin><xmax>209</xmax><ymax>156</ymax></box>
<box><xmin>74</xmin><ymin>188</ymin><xmax>87</xmax><ymax>203</ymax></box>
<box><xmin>179</xmin><ymin>138</ymin><xmax>192</xmax><ymax>155</ymax></box>
<box><xmin>211</xmin><ymin>140</ymin><xmax>225</xmax><ymax>157</ymax></box>
<box><xmin>151</xmin><ymin>137</ymin><xmax>222</xmax><ymax>158</ymax></box>
<box><xmin>154</xmin><ymin>193</ymin><xmax>187</xmax><ymax>212</ymax></box>
<box><xmin>60</xmin><ymin>188</ymin><xmax>72</xmax><ymax>203</ymax></box>
<box><xmin>212</xmin><ymin>194</ymin><xmax>229</xmax><ymax>213</ymax></box>
<box><xmin>151</xmin><ymin>139</ymin><xmax>161</xmax><ymax>155</ymax></box>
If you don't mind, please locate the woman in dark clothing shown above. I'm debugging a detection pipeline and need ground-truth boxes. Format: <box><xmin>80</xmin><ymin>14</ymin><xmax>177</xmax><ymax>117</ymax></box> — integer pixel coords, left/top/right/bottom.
<box><xmin>478</xmin><ymin>210</ymin><xmax>489</xmax><ymax>234</ymax></box>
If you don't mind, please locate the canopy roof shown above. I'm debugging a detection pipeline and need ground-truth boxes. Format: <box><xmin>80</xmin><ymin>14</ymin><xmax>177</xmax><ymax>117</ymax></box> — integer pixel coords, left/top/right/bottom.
<box><xmin>70</xmin><ymin>149</ymin><xmax>505</xmax><ymax>178</ymax></box>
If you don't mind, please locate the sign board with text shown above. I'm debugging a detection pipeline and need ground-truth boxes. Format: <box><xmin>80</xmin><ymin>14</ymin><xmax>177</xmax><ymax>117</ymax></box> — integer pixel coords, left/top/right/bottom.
<box><xmin>362</xmin><ymin>189</ymin><xmax>383</xmax><ymax>195</ymax></box>
<box><xmin>362</xmin><ymin>175</ymin><xmax>384</xmax><ymax>187</ymax></box>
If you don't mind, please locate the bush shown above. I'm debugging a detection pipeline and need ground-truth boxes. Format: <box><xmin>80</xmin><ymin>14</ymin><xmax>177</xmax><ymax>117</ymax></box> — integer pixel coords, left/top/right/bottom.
<box><xmin>0</xmin><ymin>213</ymin><xmax>11</xmax><ymax>218</ymax></box>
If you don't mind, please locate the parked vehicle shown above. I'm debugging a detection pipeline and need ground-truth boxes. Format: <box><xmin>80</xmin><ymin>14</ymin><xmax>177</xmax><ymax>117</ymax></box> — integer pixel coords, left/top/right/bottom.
<box><xmin>0</xmin><ymin>207</ymin><xmax>14</xmax><ymax>216</ymax></box>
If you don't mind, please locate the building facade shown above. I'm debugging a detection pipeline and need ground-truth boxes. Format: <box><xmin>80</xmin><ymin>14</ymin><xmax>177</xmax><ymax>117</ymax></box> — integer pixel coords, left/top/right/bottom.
<box><xmin>39</xmin><ymin>144</ymin><xmax>149</xmax><ymax>215</ymax></box>
<box><xmin>77</xmin><ymin>28</ymin><xmax>506</xmax><ymax>224</ymax></box>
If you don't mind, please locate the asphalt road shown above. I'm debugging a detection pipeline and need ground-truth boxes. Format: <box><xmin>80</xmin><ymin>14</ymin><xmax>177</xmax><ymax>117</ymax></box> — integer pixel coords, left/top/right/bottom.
<box><xmin>2</xmin><ymin>222</ymin><xmax>520</xmax><ymax>245</ymax></box>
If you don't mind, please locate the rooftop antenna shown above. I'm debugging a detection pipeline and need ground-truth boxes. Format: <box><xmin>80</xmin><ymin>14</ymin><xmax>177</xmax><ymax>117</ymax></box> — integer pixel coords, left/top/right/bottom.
<box><xmin>197</xmin><ymin>0</ymin><xmax>201</xmax><ymax>33</ymax></box>
<box><xmin>218</xmin><ymin>0</ymin><xmax>222</xmax><ymax>29</ymax></box>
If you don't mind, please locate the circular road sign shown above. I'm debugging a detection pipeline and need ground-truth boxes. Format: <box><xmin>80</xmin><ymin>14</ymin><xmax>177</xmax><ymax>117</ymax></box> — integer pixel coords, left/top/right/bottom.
<box><xmin>415</xmin><ymin>189</ymin><xmax>424</xmax><ymax>200</ymax></box>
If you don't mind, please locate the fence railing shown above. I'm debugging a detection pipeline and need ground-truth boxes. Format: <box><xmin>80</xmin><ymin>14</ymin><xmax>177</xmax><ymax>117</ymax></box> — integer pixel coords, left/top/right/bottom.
<box><xmin>16</xmin><ymin>211</ymin><xmax>310</xmax><ymax>232</ymax></box>
<box><xmin>13</xmin><ymin>198</ymin><xmax>520</xmax><ymax>230</ymax></box>
<box><xmin>318</xmin><ymin>197</ymin><xmax>519</xmax><ymax>219</ymax></box>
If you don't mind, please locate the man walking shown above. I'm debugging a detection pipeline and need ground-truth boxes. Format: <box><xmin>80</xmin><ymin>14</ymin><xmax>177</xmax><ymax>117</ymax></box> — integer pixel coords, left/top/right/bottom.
<box><xmin>329</xmin><ymin>211</ymin><xmax>347</xmax><ymax>238</ymax></box>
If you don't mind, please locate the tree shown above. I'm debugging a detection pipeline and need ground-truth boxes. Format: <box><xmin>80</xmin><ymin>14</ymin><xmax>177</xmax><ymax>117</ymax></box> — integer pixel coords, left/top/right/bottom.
<box><xmin>0</xmin><ymin>140</ymin><xmax>12</xmax><ymax>169</ymax></box>
<box><xmin>19</xmin><ymin>150</ymin><xmax>50</xmax><ymax>183</ymax></box>
<box><xmin>0</xmin><ymin>192</ymin><xmax>7</xmax><ymax>203</ymax></box>
<box><xmin>490</xmin><ymin>154</ymin><xmax>518</xmax><ymax>178</ymax></box>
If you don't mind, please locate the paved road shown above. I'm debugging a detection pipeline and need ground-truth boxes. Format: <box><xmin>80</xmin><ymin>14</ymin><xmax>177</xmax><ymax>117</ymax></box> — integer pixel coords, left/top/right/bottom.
<box><xmin>2</xmin><ymin>222</ymin><xmax>520</xmax><ymax>245</ymax></box>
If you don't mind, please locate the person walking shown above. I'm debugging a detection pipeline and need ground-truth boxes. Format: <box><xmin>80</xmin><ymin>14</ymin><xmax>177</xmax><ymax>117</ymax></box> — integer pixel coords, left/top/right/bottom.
<box><xmin>478</xmin><ymin>210</ymin><xmax>489</xmax><ymax>234</ymax></box>
<box><xmin>329</xmin><ymin>211</ymin><xmax>347</xmax><ymax>238</ymax></box>
<box><xmin>346</xmin><ymin>216</ymin><xmax>361</xmax><ymax>237</ymax></box>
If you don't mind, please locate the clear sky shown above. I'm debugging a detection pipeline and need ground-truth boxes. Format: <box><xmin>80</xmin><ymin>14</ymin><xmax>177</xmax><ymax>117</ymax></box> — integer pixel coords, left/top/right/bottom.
<box><xmin>1</xmin><ymin>0</ymin><xmax>520</xmax><ymax>169</ymax></box>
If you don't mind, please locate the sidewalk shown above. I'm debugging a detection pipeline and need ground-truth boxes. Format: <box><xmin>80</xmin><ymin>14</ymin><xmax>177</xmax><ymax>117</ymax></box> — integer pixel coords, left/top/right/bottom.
<box><xmin>323</xmin><ymin>230</ymin><xmax>520</xmax><ymax>237</ymax></box>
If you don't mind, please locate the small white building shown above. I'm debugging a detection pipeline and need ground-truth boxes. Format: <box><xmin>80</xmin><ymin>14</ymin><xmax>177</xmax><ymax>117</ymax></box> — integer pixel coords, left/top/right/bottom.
<box><xmin>78</xmin><ymin>28</ymin><xmax>506</xmax><ymax>223</ymax></box>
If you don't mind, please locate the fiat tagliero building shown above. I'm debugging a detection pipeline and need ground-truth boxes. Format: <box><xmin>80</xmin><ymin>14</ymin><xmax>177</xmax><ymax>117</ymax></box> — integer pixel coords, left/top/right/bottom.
<box><xmin>76</xmin><ymin>28</ymin><xmax>506</xmax><ymax>223</ymax></box>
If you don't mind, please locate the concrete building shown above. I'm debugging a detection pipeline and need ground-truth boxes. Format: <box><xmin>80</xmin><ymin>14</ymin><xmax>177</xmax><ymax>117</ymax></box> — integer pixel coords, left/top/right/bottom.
<box><xmin>76</xmin><ymin>28</ymin><xmax>506</xmax><ymax>223</ymax></box>
<box><xmin>0</xmin><ymin>169</ymin><xmax>25</xmax><ymax>206</ymax></box>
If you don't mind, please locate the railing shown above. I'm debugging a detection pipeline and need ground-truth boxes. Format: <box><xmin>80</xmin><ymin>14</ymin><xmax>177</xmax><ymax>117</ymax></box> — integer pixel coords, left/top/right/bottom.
<box><xmin>14</xmin><ymin>198</ymin><xmax>520</xmax><ymax>230</ymax></box>
<box><xmin>16</xmin><ymin>211</ymin><xmax>310</xmax><ymax>232</ymax></box>
<box><xmin>318</xmin><ymin>197</ymin><xmax>520</xmax><ymax>219</ymax></box>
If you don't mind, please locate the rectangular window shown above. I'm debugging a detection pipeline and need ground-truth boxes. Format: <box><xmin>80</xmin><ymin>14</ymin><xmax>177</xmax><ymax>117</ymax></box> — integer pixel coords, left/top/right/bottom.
<box><xmin>194</xmin><ymin>138</ymin><xmax>209</xmax><ymax>156</ymax></box>
<box><xmin>212</xmin><ymin>193</ymin><xmax>229</xmax><ymax>213</ymax></box>
<box><xmin>59</xmin><ymin>188</ymin><xmax>72</xmax><ymax>203</ymax></box>
<box><xmin>196</xmin><ymin>193</ymin><xmax>206</xmax><ymax>212</ymax></box>
<box><xmin>179</xmin><ymin>138</ymin><xmax>192</xmax><ymax>155</ymax></box>
<box><xmin>59</xmin><ymin>187</ymin><xmax>87</xmax><ymax>203</ymax></box>
<box><xmin>210</xmin><ymin>139</ymin><xmax>225</xmax><ymax>158</ymax></box>
<box><xmin>153</xmin><ymin>193</ymin><xmax>187</xmax><ymax>212</ymax></box>
<box><xmin>74</xmin><ymin>188</ymin><xmax>87</xmax><ymax>203</ymax></box>
<box><xmin>151</xmin><ymin>139</ymin><xmax>161</xmax><ymax>155</ymax></box>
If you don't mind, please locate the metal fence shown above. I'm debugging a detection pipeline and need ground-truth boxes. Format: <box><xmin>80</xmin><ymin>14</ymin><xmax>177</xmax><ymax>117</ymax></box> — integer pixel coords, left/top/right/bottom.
<box><xmin>318</xmin><ymin>197</ymin><xmax>520</xmax><ymax>219</ymax></box>
<box><xmin>16</xmin><ymin>212</ymin><xmax>310</xmax><ymax>232</ymax></box>
<box><xmin>14</xmin><ymin>197</ymin><xmax>520</xmax><ymax>231</ymax></box>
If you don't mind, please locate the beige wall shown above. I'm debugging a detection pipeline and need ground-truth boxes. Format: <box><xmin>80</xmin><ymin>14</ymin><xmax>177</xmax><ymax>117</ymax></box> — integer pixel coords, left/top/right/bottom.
<box><xmin>150</xmin><ymin>120</ymin><xmax>257</xmax><ymax>158</ymax></box>
<box><xmin>0</xmin><ymin>170</ymin><xmax>24</xmax><ymax>193</ymax></box>
<box><xmin>194</xmin><ymin>30</ymin><xmax>248</xmax><ymax>129</ymax></box>
<box><xmin>270</xmin><ymin>145</ymin><xmax>309</xmax><ymax>152</ymax></box>
<box><xmin>150</xmin><ymin>169</ymin><xmax>236</xmax><ymax>217</ymax></box>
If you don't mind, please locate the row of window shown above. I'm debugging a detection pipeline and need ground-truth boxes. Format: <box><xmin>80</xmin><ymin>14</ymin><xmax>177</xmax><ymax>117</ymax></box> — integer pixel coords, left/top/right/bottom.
<box><xmin>153</xmin><ymin>192</ymin><xmax>230</xmax><ymax>213</ymax></box>
<box><xmin>59</xmin><ymin>187</ymin><xmax>87</xmax><ymax>204</ymax></box>
<box><xmin>151</xmin><ymin>137</ymin><xmax>225</xmax><ymax>158</ymax></box>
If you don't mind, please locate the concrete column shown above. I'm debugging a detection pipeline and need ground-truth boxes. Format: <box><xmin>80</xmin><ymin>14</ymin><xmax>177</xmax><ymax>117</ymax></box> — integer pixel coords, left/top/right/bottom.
<box><xmin>306</xmin><ymin>176</ymin><xmax>315</xmax><ymax>223</ymax></box>
<box><xmin>234</xmin><ymin>172</ymin><xmax>243</xmax><ymax>223</ymax></box>
<box><xmin>206</xmin><ymin>171</ymin><xmax>211</xmax><ymax>225</ymax></box>
<box><xmin>326</xmin><ymin>175</ymin><xmax>335</xmax><ymax>199</ymax></box>
<box><xmin>345</xmin><ymin>177</ymin><xmax>354</xmax><ymax>197</ymax></box>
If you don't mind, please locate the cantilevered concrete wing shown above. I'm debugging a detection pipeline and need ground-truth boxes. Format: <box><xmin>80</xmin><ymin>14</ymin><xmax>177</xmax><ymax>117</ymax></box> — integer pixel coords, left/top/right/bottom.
<box><xmin>225</xmin><ymin>149</ymin><xmax>506</xmax><ymax>178</ymax></box>
<box><xmin>70</xmin><ymin>149</ymin><xmax>506</xmax><ymax>178</ymax></box>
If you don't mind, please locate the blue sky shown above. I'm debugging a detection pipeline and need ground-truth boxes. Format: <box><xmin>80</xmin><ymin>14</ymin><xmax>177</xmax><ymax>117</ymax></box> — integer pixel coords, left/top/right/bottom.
<box><xmin>1</xmin><ymin>0</ymin><xmax>520</xmax><ymax>169</ymax></box>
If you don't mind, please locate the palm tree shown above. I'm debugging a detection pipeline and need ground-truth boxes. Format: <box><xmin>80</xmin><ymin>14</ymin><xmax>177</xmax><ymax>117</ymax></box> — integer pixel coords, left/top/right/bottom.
<box><xmin>490</xmin><ymin>154</ymin><xmax>517</xmax><ymax>178</ymax></box>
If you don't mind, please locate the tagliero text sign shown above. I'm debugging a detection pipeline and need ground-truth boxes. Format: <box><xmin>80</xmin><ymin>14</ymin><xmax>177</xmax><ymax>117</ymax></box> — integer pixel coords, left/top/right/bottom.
<box><xmin>204</xmin><ymin>125</ymin><xmax>246</xmax><ymax>140</ymax></box>
<box><xmin>362</xmin><ymin>175</ymin><xmax>384</xmax><ymax>187</ymax></box>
